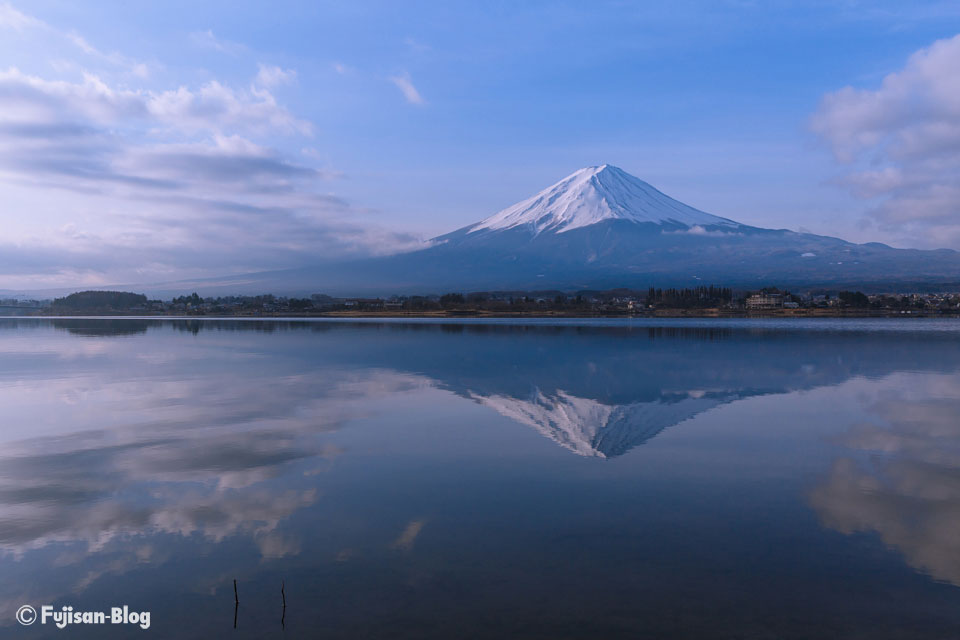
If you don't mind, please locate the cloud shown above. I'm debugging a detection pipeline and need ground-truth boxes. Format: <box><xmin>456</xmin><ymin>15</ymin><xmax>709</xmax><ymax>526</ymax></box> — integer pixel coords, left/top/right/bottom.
<box><xmin>189</xmin><ymin>29</ymin><xmax>246</xmax><ymax>55</ymax></box>
<box><xmin>388</xmin><ymin>71</ymin><xmax>425</xmax><ymax>105</ymax></box>
<box><xmin>149</xmin><ymin>81</ymin><xmax>314</xmax><ymax>136</ymax></box>
<box><xmin>66</xmin><ymin>31</ymin><xmax>152</xmax><ymax>78</ymax></box>
<box><xmin>0</xmin><ymin>2</ymin><xmax>41</xmax><ymax>30</ymax></box>
<box><xmin>811</xmin><ymin>33</ymin><xmax>960</xmax><ymax>247</ymax></box>
<box><xmin>0</xmin><ymin>71</ymin><xmax>317</xmax><ymax>183</ymax></box>
<box><xmin>255</xmin><ymin>64</ymin><xmax>297</xmax><ymax>88</ymax></box>
<box><xmin>129</xmin><ymin>136</ymin><xmax>324</xmax><ymax>187</ymax></box>
<box><xmin>0</xmin><ymin>4</ymin><xmax>150</xmax><ymax>77</ymax></box>
<box><xmin>663</xmin><ymin>224</ymin><xmax>738</xmax><ymax>237</ymax></box>
<box><xmin>0</xmin><ymin>7</ymin><xmax>427</xmax><ymax>289</ymax></box>
<box><xmin>0</xmin><ymin>65</ymin><xmax>425</xmax><ymax>286</ymax></box>
<box><xmin>0</xmin><ymin>67</ymin><xmax>146</xmax><ymax>124</ymax></box>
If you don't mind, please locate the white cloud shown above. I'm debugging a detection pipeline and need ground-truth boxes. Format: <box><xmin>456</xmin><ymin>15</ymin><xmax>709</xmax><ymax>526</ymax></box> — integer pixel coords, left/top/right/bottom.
<box><xmin>388</xmin><ymin>71</ymin><xmax>425</xmax><ymax>105</ymax></box>
<box><xmin>66</xmin><ymin>31</ymin><xmax>152</xmax><ymax>77</ymax></box>
<box><xmin>255</xmin><ymin>64</ymin><xmax>297</xmax><ymax>88</ymax></box>
<box><xmin>663</xmin><ymin>225</ymin><xmax>737</xmax><ymax>237</ymax></box>
<box><xmin>812</xmin><ymin>33</ymin><xmax>960</xmax><ymax>247</ymax></box>
<box><xmin>0</xmin><ymin>6</ymin><xmax>427</xmax><ymax>288</ymax></box>
<box><xmin>0</xmin><ymin>68</ymin><xmax>148</xmax><ymax>123</ymax></box>
<box><xmin>0</xmin><ymin>4</ymin><xmax>150</xmax><ymax>77</ymax></box>
<box><xmin>189</xmin><ymin>29</ymin><xmax>246</xmax><ymax>55</ymax></box>
<box><xmin>149</xmin><ymin>81</ymin><xmax>313</xmax><ymax>136</ymax></box>
<box><xmin>66</xmin><ymin>31</ymin><xmax>96</xmax><ymax>54</ymax></box>
<box><xmin>0</xmin><ymin>68</ymin><xmax>312</xmax><ymax>136</ymax></box>
<box><xmin>0</xmin><ymin>2</ymin><xmax>41</xmax><ymax>30</ymax></box>
<box><xmin>0</xmin><ymin>65</ymin><xmax>419</xmax><ymax>288</ymax></box>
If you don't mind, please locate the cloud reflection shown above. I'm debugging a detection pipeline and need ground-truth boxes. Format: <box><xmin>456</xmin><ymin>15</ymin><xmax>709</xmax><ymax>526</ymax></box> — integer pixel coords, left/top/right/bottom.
<box><xmin>391</xmin><ymin>520</ymin><xmax>426</xmax><ymax>552</ymax></box>
<box><xmin>0</xmin><ymin>326</ymin><xmax>432</xmax><ymax>569</ymax></box>
<box><xmin>809</xmin><ymin>381</ymin><xmax>960</xmax><ymax>586</ymax></box>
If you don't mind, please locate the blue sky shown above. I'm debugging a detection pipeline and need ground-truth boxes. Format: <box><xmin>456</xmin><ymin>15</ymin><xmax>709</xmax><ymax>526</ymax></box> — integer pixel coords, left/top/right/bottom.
<box><xmin>1</xmin><ymin>1</ymin><xmax>959</xmax><ymax>288</ymax></box>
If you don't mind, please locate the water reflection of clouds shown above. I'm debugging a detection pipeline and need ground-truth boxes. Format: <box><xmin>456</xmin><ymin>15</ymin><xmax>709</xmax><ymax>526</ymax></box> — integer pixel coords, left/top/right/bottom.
<box><xmin>0</xmin><ymin>360</ymin><xmax>429</xmax><ymax>560</ymax></box>
<box><xmin>391</xmin><ymin>520</ymin><xmax>426</xmax><ymax>552</ymax></box>
<box><xmin>809</xmin><ymin>375</ymin><xmax>960</xmax><ymax>586</ymax></box>
<box><xmin>0</xmin><ymin>357</ymin><xmax>432</xmax><ymax>623</ymax></box>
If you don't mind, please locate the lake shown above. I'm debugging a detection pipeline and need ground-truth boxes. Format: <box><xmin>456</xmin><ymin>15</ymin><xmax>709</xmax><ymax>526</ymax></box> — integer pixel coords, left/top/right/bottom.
<box><xmin>1</xmin><ymin>317</ymin><xmax>960</xmax><ymax>638</ymax></box>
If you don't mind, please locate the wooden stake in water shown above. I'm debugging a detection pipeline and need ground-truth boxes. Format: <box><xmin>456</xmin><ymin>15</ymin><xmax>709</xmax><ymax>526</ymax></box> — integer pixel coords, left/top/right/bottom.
<box><xmin>280</xmin><ymin>580</ymin><xmax>287</xmax><ymax>630</ymax></box>
<box><xmin>233</xmin><ymin>579</ymin><xmax>239</xmax><ymax>629</ymax></box>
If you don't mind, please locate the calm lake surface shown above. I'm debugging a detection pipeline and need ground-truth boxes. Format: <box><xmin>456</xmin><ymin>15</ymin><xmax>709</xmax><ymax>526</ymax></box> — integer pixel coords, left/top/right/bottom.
<box><xmin>2</xmin><ymin>317</ymin><xmax>960</xmax><ymax>638</ymax></box>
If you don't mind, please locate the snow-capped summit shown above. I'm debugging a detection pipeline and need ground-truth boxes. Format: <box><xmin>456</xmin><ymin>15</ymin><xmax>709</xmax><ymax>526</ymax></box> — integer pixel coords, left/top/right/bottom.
<box><xmin>470</xmin><ymin>164</ymin><xmax>738</xmax><ymax>235</ymax></box>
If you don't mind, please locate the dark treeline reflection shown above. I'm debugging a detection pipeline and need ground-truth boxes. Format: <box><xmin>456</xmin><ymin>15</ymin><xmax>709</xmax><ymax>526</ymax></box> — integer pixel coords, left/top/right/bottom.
<box><xmin>1</xmin><ymin>318</ymin><xmax>959</xmax><ymax>638</ymax></box>
<box><xmin>2</xmin><ymin>315</ymin><xmax>959</xmax><ymax>338</ymax></box>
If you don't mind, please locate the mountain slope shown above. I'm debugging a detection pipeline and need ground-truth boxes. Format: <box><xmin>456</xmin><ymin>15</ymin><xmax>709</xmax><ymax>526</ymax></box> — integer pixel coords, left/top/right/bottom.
<box><xmin>121</xmin><ymin>165</ymin><xmax>960</xmax><ymax>296</ymax></box>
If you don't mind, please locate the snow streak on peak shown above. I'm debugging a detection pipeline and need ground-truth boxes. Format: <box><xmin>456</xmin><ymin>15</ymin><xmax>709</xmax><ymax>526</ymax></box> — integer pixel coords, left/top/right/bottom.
<box><xmin>471</xmin><ymin>165</ymin><xmax>739</xmax><ymax>235</ymax></box>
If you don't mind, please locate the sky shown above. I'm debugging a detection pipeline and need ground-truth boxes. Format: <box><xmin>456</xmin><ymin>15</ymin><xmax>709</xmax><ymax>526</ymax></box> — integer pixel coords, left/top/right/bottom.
<box><xmin>1</xmin><ymin>0</ymin><xmax>960</xmax><ymax>290</ymax></box>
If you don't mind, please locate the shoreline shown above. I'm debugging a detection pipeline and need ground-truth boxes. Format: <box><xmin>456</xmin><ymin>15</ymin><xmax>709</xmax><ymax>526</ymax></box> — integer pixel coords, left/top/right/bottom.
<box><xmin>18</xmin><ymin>308</ymin><xmax>959</xmax><ymax>320</ymax></box>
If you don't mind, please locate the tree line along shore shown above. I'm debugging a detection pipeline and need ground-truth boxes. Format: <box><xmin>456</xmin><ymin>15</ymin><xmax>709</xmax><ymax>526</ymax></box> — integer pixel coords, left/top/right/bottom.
<box><xmin>17</xmin><ymin>287</ymin><xmax>960</xmax><ymax>317</ymax></box>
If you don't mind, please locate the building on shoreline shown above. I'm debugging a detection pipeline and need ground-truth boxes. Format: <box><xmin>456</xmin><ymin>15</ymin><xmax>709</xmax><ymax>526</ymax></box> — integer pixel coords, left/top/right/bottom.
<box><xmin>746</xmin><ymin>293</ymin><xmax>784</xmax><ymax>310</ymax></box>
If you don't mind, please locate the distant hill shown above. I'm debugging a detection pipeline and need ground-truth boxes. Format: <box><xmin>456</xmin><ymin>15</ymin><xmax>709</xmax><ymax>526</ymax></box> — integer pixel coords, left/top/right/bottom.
<box><xmin>51</xmin><ymin>290</ymin><xmax>148</xmax><ymax>311</ymax></box>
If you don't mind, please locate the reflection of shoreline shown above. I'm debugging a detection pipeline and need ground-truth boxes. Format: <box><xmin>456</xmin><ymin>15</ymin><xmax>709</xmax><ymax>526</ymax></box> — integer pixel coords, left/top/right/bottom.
<box><xmin>3</xmin><ymin>316</ymin><xmax>960</xmax><ymax>332</ymax></box>
<box><xmin>26</xmin><ymin>307</ymin><xmax>959</xmax><ymax>318</ymax></box>
<box><xmin>809</xmin><ymin>386</ymin><xmax>960</xmax><ymax>587</ymax></box>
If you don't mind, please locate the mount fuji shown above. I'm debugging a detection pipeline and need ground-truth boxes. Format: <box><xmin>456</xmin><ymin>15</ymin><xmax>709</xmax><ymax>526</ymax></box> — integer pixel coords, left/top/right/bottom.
<box><xmin>467</xmin><ymin>164</ymin><xmax>739</xmax><ymax>235</ymax></box>
<box><xmin>158</xmin><ymin>164</ymin><xmax>960</xmax><ymax>295</ymax></box>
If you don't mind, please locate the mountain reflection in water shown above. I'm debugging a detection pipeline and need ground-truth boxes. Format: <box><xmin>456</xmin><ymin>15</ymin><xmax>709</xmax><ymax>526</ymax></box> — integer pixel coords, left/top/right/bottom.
<box><xmin>0</xmin><ymin>318</ymin><xmax>959</xmax><ymax>638</ymax></box>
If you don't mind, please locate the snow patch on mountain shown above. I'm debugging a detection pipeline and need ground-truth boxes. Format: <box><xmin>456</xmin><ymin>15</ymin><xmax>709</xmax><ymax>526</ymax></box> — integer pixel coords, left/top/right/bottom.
<box><xmin>470</xmin><ymin>165</ymin><xmax>739</xmax><ymax>236</ymax></box>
